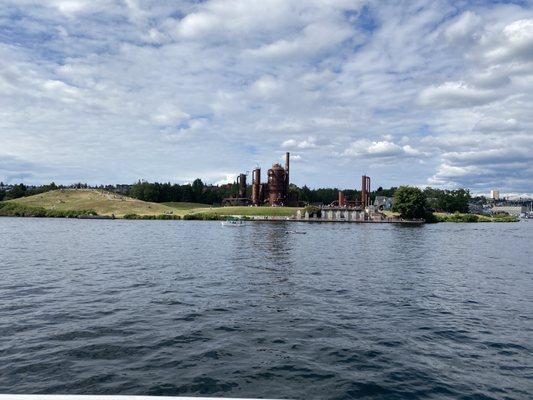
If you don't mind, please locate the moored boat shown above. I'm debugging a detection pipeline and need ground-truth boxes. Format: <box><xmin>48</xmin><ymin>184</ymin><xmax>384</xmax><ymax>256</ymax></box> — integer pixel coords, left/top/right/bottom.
<box><xmin>221</xmin><ymin>216</ymin><xmax>246</xmax><ymax>227</ymax></box>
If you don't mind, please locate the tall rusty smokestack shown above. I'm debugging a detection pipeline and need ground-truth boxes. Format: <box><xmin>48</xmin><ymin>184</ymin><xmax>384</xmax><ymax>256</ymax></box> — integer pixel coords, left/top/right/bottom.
<box><xmin>285</xmin><ymin>152</ymin><xmax>290</xmax><ymax>182</ymax></box>
<box><xmin>361</xmin><ymin>175</ymin><xmax>371</xmax><ymax>207</ymax></box>
<box><xmin>237</xmin><ymin>173</ymin><xmax>247</xmax><ymax>198</ymax></box>
<box><xmin>338</xmin><ymin>191</ymin><xmax>346</xmax><ymax>207</ymax></box>
<box><xmin>285</xmin><ymin>152</ymin><xmax>290</xmax><ymax>199</ymax></box>
<box><xmin>252</xmin><ymin>168</ymin><xmax>261</xmax><ymax>205</ymax></box>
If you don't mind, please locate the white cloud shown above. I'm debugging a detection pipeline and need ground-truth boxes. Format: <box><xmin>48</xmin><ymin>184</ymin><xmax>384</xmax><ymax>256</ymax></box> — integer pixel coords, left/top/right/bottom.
<box><xmin>176</xmin><ymin>12</ymin><xmax>220</xmax><ymax>39</ymax></box>
<box><xmin>367</xmin><ymin>141</ymin><xmax>403</xmax><ymax>156</ymax></box>
<box><xmin>214</xmin><ymin>173</ymin><xmax>238</xmax><ymax>186</ymax></box>
<box><xmin>484</xmin><ymin>19</ymin><xmax>533</xmax><ymax>62</ymax></box>
<box><xmin>281</xmin><ymin>137</ymin><xmax>317</xmax><ymax>149</ymax></box>
<box><xmin>473</xmin><ymin>117</ymin><xmax>520</xmax><ymax>132</ymax></box>
<box><xmin>444</xmin><ymin>11</ymin><xmax>482</xmax><ymax>43</ymax></box>
<box><xmin>343</xmin><ymin>140</ymin><xmax>426</xmax><ymax>159</ymax></box>
<box><xmin>250</xmin><ymin>75</ymin><xmax>282</xmax><ymax>99</ymax></box>
<box><xmin>247</xmin><ymin>21</ymin><xmax>353</xmax><ymax>60</ymax></box>
<box><xmin>419</xmin><ymin>82</ymin><xmax>499</xmax><ymax>108</ymax></box>
<box><xmin>151</xmin><ymin>106</ymin><xmax>189</xmax><ymax>126</ymax></box>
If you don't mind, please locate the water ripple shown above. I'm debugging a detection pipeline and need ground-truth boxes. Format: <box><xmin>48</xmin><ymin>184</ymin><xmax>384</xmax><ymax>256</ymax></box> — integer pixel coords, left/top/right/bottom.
<box><xmin>0</xmin><ymin>218</ymin><xmax>531</xmax><ymax>399</ymax></box>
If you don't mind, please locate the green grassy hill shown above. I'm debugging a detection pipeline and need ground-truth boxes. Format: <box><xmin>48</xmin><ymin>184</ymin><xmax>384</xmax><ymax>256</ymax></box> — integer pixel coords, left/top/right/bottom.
<box><xmin>5</xmin><ymin>189</ymin><xmax>175</xmax><ymax>217</ymax></box>
<box><xmin>3</xmin><ymin>189</ymin><xmax>299</xmax><ymax>219</ymax></box>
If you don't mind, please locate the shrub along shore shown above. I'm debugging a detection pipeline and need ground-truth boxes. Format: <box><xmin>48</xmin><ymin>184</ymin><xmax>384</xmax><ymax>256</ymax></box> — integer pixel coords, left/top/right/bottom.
<box><xmin>0</xmin><ymin>202</ymin><xmax>97</xmax><ymax>218</ymax></box>
<box><xmin>434</xmin><ymin>212</ymin><xmax>518</xmax><ymax>223</ymax></box>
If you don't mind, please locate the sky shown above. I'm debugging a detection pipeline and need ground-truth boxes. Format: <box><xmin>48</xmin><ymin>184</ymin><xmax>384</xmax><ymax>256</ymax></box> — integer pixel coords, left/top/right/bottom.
<box><xmin>0</xmin><ymin>0</ymin><xmax>532</xmax><ymax>195</ymax></box>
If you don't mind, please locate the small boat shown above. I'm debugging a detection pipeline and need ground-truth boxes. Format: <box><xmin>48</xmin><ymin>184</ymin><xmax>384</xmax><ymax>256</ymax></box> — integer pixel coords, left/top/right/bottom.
<box><xmin>221</xmin><ymin>217</ymin><xmax>246</xmax><ymax>227</ymax></box>
<box><xmin>286</xmin><ymin>230</ymin><xmax>306</xmax><ymax>234</ymax></box>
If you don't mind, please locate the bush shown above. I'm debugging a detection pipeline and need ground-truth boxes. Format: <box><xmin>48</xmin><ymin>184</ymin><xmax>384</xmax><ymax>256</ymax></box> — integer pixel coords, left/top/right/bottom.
<box><xmin>123</xmin><ymin>213</ymin><xmax>180</xmax><ymax>220</ymax></box>
<box><xmin>449</xmin><ymin>213</ymin><xmax>479</xmax><ymax>222</ymax></box>
<box><xmin>424</xmin><ymin>212</ymin><xmax>439</xmax><ymax>223</ymax></box>
<box><xmin>392</xmin><ymin>186</ymin><xmax>427</xmax><ymax>219</ymax></box>
<box><xmin>303</xmin><ymin>204</ymin><xmax>321</xmax><ymax>217</ymax></box>
<box><xmin>183</xmin><ymin>212</ymin><xmax>222</xmax><ymax>220</ymax></box>
<box><xmin>436</xmin><ymin>212</ymin><xmax>479</xmax><ymax>222</ymax></box>
<box><xmin>435</xmin><ymin>212</ymin><xmax>519</xmax><ymax>223</ymax></box>
<box><xmin>0</xmin><ymin>203</ymin><xmax>96</xmax><ymax>218</ymax></box>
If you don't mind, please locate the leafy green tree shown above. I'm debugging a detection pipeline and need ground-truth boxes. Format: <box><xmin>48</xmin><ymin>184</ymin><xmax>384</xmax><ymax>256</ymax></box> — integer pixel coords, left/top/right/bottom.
<box><xmin>180</xmin><ymin>184</ymin><xmax>193</xmax><ymax>202</ymax></box>
<box><xmin>298</xmin><ymin>185</ymin><xmax>312</xmax><ymax>202</ymax></box>
<box><xmin>424</xmin><ymin>187</ymin><xmax>471</xmax><ymax>213</ymax></box>
<box><xmin>191</xmin><ymin>179</ymin><xmax>204</xmax><ymax>202</ymax></box>
<box><xmin>6</xmin><ymin>183</ymin><xmax>27</xmax><ymax>199</ymax></box>
<box><xmin>392</xmin><ymin>186</ymin><xmax>427</xmax><ymax>219</ymax></box>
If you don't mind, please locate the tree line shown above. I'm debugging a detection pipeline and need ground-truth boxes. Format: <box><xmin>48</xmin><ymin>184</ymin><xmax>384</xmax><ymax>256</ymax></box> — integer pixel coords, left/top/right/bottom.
<box><xmin>1</xmin><ymin>180</ymin><xmax>471</xmax><ymax>215</ymax></box>
<box><xmin>0</xmin><ymin>183</ymin><xmax>59</xmax><ymax>201</ymax></box>
<box><xmin>392</xmin><ymin>186</ymin><xmax>472</xmax><ymax>219</ymax></box>
<box><xmin>129</xmin><ymin>179</ymin><xmax>234</xmax><ymax>204</ymax></box>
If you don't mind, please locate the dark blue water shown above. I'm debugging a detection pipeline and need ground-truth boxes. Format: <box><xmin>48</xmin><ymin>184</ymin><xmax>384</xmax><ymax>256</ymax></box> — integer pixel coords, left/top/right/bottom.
<box><xmin>0</xmin><ymin>218</ymin><xmax>531</xmax><ymax>399</ymax></box>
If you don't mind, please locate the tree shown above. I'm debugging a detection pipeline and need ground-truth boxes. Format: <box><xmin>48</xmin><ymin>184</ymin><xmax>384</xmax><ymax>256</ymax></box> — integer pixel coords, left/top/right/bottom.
<box><xmin>191</xmin><ymin>179</ymin><xmax>204</xmax><ymax>202</ymax></box>
<box><xmin>424</xmin><ymin>187</ymin><xmax>471</xmax><ymax>213</ymax></box>
<box><xmin>392</xmin><ymin>186</ymin><xmax>427</xmax><ymax>219</ymax></box>
<box><xmin>6</xmin><ymin>183</ymin><xmax>27</xmax><ymax>199</ymax></box>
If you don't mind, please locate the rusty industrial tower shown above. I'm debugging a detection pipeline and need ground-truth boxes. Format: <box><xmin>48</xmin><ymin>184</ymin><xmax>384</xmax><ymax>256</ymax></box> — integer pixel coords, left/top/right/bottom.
<box><xmin>224</xmin><ymin>152</ymin><xmax>297</xmax><ymax>207</ymax></box>
<box><xmin>252</xmin><ymin>152</ymin><xmax>294</xmax><ymax>206</ymax></box>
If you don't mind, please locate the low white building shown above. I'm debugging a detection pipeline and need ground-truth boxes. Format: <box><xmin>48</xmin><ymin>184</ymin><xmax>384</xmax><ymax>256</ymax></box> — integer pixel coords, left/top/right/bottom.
<box><xmin>491</xmin><ymin>205</ymin><xmax>525</xmax><ymax>216</ymax></box>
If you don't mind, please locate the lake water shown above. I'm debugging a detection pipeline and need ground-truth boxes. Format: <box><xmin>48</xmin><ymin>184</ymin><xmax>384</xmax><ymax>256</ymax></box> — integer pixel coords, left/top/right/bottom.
<box><xmin>0</xmin><ymin>218</ymin><xmax>531</xmax><ymax>399</ymax></box>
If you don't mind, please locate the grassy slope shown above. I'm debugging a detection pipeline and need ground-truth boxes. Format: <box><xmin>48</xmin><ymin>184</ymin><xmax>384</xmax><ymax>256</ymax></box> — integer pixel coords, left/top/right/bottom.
<box><xmin>7</xmin><ymin>189</ymin><xmax>174</xmax><ymax>217</ymax></box>
<box><xmin>6</xmin><ymin>189</ymin><xmax>299</xmax><ymax>218</ymax></box>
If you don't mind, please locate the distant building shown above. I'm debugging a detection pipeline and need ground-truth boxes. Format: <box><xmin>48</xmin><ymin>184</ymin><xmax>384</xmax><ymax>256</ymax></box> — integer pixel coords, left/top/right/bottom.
<box><xmin>468</xmin><ymin>202</ymin><xmax>483</xmax><ymax>214</ymax></box>
<box><xmin>491</xmin><ymin>205</ymin><xmax>525</xmax><ymax>216</ymax></box>
<box><xmin>490</xmin><ymin>190</ymin><xmax>500</xmax><ymax>200</ymax></box>
<box><xmin>374</xmin><ymin>196</ymin><xmax>393</xmax><ymax>210</ymax></box>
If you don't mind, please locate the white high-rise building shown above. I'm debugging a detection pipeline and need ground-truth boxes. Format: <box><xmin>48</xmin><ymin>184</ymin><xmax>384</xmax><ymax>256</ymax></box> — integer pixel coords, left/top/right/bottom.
<box><xmin>490</xmin><ymin>190</ymin><xmax>500</xmax><ymax>200</ymax></box>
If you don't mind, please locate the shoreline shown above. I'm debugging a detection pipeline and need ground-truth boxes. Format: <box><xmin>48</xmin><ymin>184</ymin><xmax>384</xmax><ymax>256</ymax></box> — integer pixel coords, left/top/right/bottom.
<box><xmin>1</xmin><ymin>189</ymin><xmax>520</xmax><ymax>223</ymax></box>
<box><xmin>0</xmin><ymin>214</ymin><xmax>521</xmax><ymax>223</ymax></box>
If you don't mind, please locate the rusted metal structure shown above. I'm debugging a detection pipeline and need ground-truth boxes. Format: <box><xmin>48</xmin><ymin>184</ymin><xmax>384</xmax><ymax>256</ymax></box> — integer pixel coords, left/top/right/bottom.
<box><xmin>285</xmin><ymin>151</ymin><xmax>289</xmax><ymax>191</ymax></box>
<box><xmin>361</xmin><ymin>175</ymin><xmax>371</xmax><ymax>208</ymax></box>
<box><xmin>251</xmin><ymin>168</ymin><xmax>261</xmax><ymax>206</ymax></box>
<box><xmin>225</xmin><ymin>152</ymin><xmax>297</xmax><ymax>207</ymax></box>
<box><xmin>267</xmin><ymin>163</ymin><xmax>287</xmax><ymax>205</ymax></box>
<box><xmin>338</xmin><ymin>191</ymin><xmax>346</xmax><ymax>207</ymax></box>
<box><xmin>237</xmin><ymin>173</ymin><xmax>247</xmax><ymax>199</ymax></box>
<box><xmin>222</xmin><ymin>172</ymin><xmax>250</xmax><ymax>206</ymax></box>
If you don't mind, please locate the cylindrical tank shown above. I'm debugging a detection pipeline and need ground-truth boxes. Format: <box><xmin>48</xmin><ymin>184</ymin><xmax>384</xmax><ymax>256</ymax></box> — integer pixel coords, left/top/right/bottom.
<box><xmin>361</xmin><ymin>175</ymin><xmax>371</xmax><ymax>207</ymax></box>
<box><xmin>268</xmin><ymin>163</ymin><xmax>287</xmax><ymax>205</ymax></box>
<box><xmin>260</xmin><ymin>183</ymin><xmax>268</xmax><ymax>204</ymax></box>
<box><xmin>252</xmin><ymin>168</ymin><xmax>261</xmax><ymax>205</ymax></box>
<box><xmin>285</xmin><ymin>152</ymin><xmax>290</xmax><ymax>187</ymax></box>
<box><xmin>237</xmin><ymin>173</ymin><xmax>247</xmax><ymax>198</ymax></box>
<box><xmin>338</xmin><ymin>191</ymin><xmax>346</xmax><ymax>207</ymax></box>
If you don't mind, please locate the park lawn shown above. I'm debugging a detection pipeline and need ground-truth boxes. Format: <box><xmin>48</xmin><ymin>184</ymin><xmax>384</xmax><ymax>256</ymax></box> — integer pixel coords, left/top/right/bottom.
<box><xmin>162</xmin><ymin>202</ymin><xmax>215</xmax><ymax>210</ymax></box>
<box><xmin>7</xmin><ymin>189</ymin><xmax>175</xmax><ymax>217</ymax></box>
<box><xmin>382</xmin><ymin>210</ymin><xmax>400</xmax><ymax>218</ymax></box>
<box><xmin>184</xmin><ymin>205</ymin><xmax>299</xmax><ymax>217</ymax></box>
